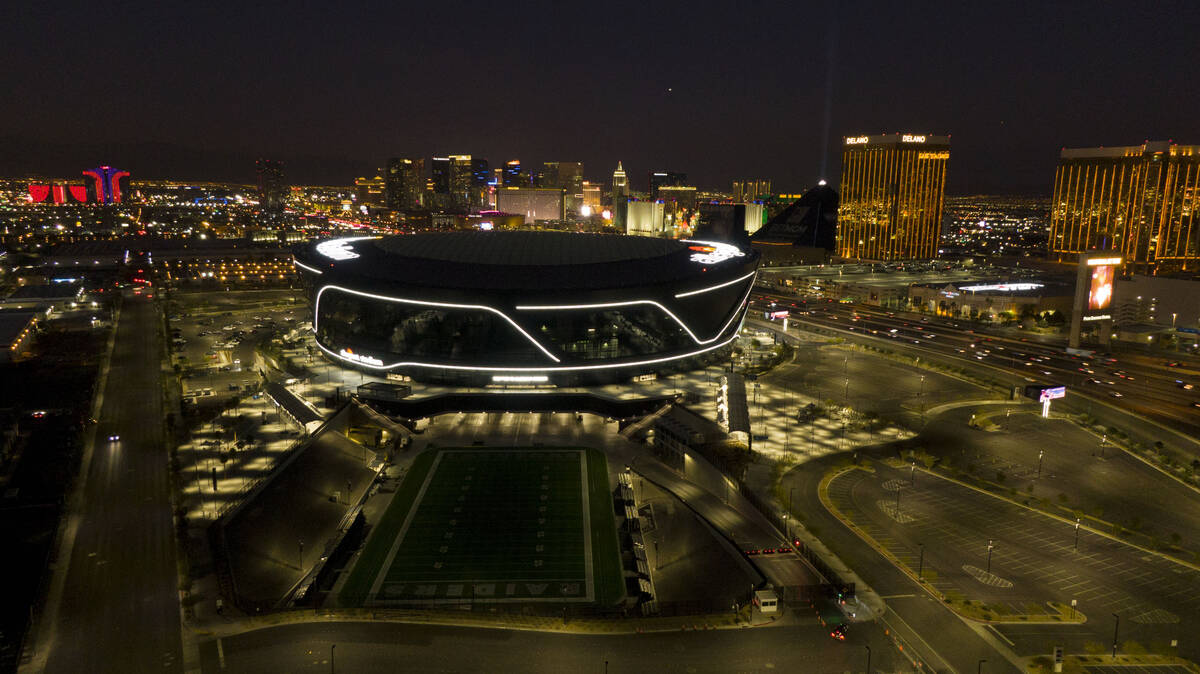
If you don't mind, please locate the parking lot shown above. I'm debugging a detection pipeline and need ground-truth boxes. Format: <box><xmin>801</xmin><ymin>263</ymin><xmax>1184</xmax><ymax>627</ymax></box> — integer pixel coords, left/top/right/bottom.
<box><xmin>168</xmin><ymin>289</ymin><xmax>307</xmax><ymax>405</ymax></box>
<box><xmin>826</xmin><ymin>462</ymin><xmax>1200</xmax><ymax>658</ymax></box>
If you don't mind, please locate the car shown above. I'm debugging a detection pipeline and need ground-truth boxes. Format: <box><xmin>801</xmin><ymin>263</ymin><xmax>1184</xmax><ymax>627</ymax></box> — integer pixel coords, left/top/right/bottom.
<box><xmin>830</xmin><ymin>624</ymin><xmax>847</xmax><ymax>641</ymax></box>
<box><xmin>1166</xmin><ymin>361</ymin><xmax>1182</xmax><ymax>367</ymax></box>
<box><xmin>1177</xmin><ymin>382</ymin><xmax>1195</xmax><ymax>390</ymax></box>
<box><xmin>108</xmin><ymin>434</ymin><xmax>120</xmax><ymax>441</ymax></box>
<box><xmin>1110</xmin><ymin>391</ymin><xmax>1124</xmax><ymax>398</ymax></box>
<box><xmin>1193</xmin><ymin>401</ymin><xmax>1200</xmax><ymax>409</ymax></box>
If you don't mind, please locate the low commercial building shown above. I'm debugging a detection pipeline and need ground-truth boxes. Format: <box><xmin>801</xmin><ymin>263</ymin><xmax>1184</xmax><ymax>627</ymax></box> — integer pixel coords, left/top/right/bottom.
<box><xmin>1</xmin><ymin>283</ymin><xmax>84</xmax><ymax>312</ymax></box>
<box><xmin>0</xmin><ymin>311</ymin><xmax>38</xmax><ymax>362</ymax></box>
<box><xmin>907</xmin><ymin>279</ymin><xmax>1075</xmax><ymax>322</ymax></box>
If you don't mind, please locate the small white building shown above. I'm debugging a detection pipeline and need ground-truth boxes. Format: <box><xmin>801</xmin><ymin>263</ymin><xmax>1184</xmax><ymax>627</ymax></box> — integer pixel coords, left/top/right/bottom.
<box><xmin>753</xmin><ymin>589</ymin><xmax>779</xmax><ymax>614</ymax></box>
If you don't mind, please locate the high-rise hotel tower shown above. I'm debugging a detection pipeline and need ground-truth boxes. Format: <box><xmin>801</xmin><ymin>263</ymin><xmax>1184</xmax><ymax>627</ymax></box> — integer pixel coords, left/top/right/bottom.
<box><xmin>1049</xmin><ymin>141</ymin><xmax>1200</xmax><ymax>274</ymax></box>
<box><xmin>837</xmin><ymin>133</ymin><xmax>950</xmax><ymax>260</ymax></box>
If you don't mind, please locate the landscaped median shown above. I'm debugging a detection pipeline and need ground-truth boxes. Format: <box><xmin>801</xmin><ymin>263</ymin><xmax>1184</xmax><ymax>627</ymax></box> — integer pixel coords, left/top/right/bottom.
<box><xmin>817</xmin><ymin>462</ymin><xmax>1088</xmax><ymax>625</ymax></box>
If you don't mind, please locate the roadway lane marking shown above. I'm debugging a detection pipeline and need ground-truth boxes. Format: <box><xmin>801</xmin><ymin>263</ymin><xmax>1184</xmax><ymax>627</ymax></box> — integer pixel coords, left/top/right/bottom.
<box><xmin>986</xmin><ymin>624</ymin><xmax>1015</xmax><ymax>646</ymax></box>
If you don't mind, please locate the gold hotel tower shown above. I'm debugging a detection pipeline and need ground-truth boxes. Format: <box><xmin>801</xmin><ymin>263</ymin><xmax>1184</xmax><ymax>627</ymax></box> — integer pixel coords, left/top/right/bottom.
<box><xmin>1050</xmin><ymin>141</ymin><xmax>1200</xmax><ymax>274</ymax></box>
<box><xmin>837</xmin><ymin>133</ymin><xmax>950</xmax><ymax>260</ymax></box>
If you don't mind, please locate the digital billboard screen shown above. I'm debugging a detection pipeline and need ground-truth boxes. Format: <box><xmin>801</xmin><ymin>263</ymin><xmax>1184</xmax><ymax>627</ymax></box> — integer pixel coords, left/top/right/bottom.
<box><xmin>1088</xmin><ymin>265</ymin><xmax>1114</xmax><ymax>311</ymax></box>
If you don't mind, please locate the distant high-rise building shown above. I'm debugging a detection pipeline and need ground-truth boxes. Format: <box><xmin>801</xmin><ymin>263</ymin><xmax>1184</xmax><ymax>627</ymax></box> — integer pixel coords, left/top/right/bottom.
<box><xmin>612</xmin><ymin>161</ymin><xmax>629</xmax><ymax>230</ymax></box>
<box><xmin>449</xmin><ymin>155</ymin><xmax>474</xmax><ymax>210</ymax></box>
<box><xmin>468</xmin><ymin>158</ymin><xmax>487</xmax><ymax>207</ymax></box>
<box><xmin>732</xmin><ymin>179</ymin><xmax>772</xmax><ymax>202</ymax></box>
<box><xmin>582</xmin><ymin>181</ymin><xmax>602</xmax><ymax>212</ymax></box>
<box><xmin>254</xmin><ymin>159</ymin><xmax>286</xmax><ymax>211</ymax></box>
<box><xmin>386</xmin><ymin>157</ymin><xmax>424</xmax><ymax>210</ymax></box>
<box><xmin>626</xmin><ymin>201</ymin><xmax>666</xmax><ymax>237</ymax></box>
<box><xmin>355</xmin><ymin>173</ymin><xmax>387</xmax><ymax>207</ymax></box>
<box><xmin>539</xmin><ymin>161</ymin><xmax>584</xmax><ymax>212</ymax></box>
<box><xmin>495</xmin><ymin>187</ymin><xmax>565</xmax><ymax>222</ymax></box>
<box><xmin>837</xmin><ymin>133</ymin><xmax>949</xmax><ymax>260</ymax></box>
<box><xmin>503</xmin><ymin>159</ymin><xmax>523</xmax><ymax>187</ymax></box>
<box><xmin>1049</xmin><ymin>141</ymin><xmax>1200</xmax><ymax>274</ymax></box>
<box><xmin>612</xmin><ymin>162</ymin><xmax>629</xmax><ymax>199</ymax></box>
<box><xmin>648</xmin><ymin>171</ymin><xmax>687</xmax><ymax>199</ymax></box>
<box><xmin>429</xmin><ymin>157</ymin><xmax>452</xmax><ymax>210</ymax></box>
<box><xmin>80</xmin><ymin>165</ymin><xmax>130</xmax><ymax>204</ymax></box>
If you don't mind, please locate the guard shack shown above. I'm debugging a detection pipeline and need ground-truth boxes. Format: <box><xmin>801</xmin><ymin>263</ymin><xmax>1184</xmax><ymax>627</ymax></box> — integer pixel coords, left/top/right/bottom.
<box><xmin>753</xmin><ymin>589</ymin><xmax>779</xmax><ymax>614</ymax></box>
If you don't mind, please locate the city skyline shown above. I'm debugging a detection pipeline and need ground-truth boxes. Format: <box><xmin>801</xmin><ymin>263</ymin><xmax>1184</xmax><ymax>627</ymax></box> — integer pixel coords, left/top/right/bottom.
<box><xmin>3</xmin><ymin>2</ymin><xmax>1199</xmax><ymax>193</ymax></box>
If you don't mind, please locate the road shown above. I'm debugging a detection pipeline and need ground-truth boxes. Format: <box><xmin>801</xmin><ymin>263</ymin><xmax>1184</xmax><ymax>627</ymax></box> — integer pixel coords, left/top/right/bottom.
<box><xmin>198</xmin><ymin>620</ymin><xmax>905</xmax><ymax>673</ymax></box>
<box><xmin>40</xmin><ymin>293</ymin><xmax>183</xmax><ymax>673</ymax></box>
<box><xmin>749</xmin><ymin>289</ymin><xmax>1200</xmax><ymax>437</ymax></box>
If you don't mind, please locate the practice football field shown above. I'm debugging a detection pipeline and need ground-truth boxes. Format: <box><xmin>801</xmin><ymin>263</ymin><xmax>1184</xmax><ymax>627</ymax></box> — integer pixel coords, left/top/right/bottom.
<box><xmin>340</xmin><ymin>447</ymin><xmax>623</xmax><ymax>606</ymax></box>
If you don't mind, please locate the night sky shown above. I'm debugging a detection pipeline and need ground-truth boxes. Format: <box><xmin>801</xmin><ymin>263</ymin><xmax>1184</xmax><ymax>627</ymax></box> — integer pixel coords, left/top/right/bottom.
<box><xmin>4</xmin><ymin>1</ymin><xmax>1198</xmax><ymax>194</ymax></box>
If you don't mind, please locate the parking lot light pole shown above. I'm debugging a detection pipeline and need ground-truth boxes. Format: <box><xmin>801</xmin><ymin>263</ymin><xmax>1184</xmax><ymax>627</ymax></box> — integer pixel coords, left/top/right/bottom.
<box><xmin>1074</xmin><ymin>518</ymin><xmax>1081</xmax><ymax>551</ymax></box>
<box><xmin>986</xmin><ymin>539</ymin><xmax>994</xmax><ymax>575</ymax></box>
<box><xmin>1112</xmin><ymin>613</ymin><xmax>1120</xmax><ymax>657</ymax></box>
<box><xmin>917</xmin><ymin>543</ymin><xmax>924</xmax><ymax>581</ymax></box>
<box><xmin>1038</xmin><ymin>449</ymin><xmax>1045</xmax><ymax>478</ymax></box>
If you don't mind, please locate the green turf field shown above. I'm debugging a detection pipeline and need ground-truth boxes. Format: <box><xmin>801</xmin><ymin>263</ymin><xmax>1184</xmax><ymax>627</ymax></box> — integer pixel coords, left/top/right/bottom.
<box><xmin>339</xmin><ymin>447</ymin><xmax>623</xmax><ymax>607</ymax></box>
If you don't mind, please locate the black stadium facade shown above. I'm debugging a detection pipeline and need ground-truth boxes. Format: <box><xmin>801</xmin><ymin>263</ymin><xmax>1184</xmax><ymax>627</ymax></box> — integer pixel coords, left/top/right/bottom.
<box><xmin>292</xmin><ymin>231</ymin><xmax>760</xmax><ymax>386</ymax></box>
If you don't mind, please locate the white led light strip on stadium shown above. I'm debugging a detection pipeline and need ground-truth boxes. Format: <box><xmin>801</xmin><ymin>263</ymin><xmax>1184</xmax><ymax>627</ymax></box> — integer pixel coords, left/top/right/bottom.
<box><xmin>292</xmin><ymin>258</ymin><xmax>324</xmax><ymax>275</ymax></box>
<box><xmin>313</xmin><ymin>330</ymin><xmax>741</xmax><ymax>373</ymax></box>
<box><xmin>314</xmin><ymin>285</ymin><xmax>562</xmax><ymax>362</ymax></box>
<box><xmin>315</xmin><ymin>236</ymin><xmax>378</xmax><ymax>261</ymax></box>
<box><xmin>672</xmin><ymin>270</ymin><xmax>757</xmax><ymax>298</ymax></box>
<box><xmin>515</xmin><ymin>270</ymin><xmax>757</xmax><ymax>346</ymax></box>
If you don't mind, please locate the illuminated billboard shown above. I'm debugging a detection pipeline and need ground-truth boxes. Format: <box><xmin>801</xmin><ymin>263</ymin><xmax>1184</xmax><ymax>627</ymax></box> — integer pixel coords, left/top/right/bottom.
<box><xmin>1087</xmin><ymin>264</ymin><xmax>1114</xmax><ymax>311</ymax></box>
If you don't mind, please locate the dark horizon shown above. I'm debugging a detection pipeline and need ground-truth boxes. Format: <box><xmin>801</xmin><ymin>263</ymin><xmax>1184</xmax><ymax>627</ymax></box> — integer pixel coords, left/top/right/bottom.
<box><xmin>4</xmin><ymin>1</ymin><xmax>1198</xmax><ymax>195</ymax></box>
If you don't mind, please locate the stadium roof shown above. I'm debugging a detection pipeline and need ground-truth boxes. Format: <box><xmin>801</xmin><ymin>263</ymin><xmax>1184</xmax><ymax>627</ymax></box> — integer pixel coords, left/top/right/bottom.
<box><xmin>374</xmin><ymin>231</ymin><xmax>682</xmax><ymax>266</ymax></box>
<box><xmin>297</xmin><ymin>231</ymin><xmax>759</xmax><ymax>293</ymax></box>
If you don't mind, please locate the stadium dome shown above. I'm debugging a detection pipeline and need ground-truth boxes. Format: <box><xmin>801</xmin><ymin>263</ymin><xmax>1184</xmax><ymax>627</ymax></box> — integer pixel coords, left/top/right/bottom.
<box><xmin>293</xmin><ymin>231</ymin><xmax>759</xmax><ymax>385</ymax></box>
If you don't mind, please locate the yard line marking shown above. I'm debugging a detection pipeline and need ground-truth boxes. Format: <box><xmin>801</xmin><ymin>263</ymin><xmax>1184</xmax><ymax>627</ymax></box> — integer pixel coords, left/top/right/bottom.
<box><xmin>369</xmin><ymin>451</ymin><xmax>446</xmax><ymax>601</ymax></box>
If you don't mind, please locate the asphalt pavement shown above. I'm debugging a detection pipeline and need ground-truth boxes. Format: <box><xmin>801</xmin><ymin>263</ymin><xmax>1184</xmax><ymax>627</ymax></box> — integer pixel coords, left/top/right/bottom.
<box><xmin>782</xmin><ymin>453</ymin><xmax>1024</xmax><ymax>674</ymax></box>
<box><xmin>39</xmin><ymin>292</ymin><xmax>183</xmax><ymax>673</ymax></box>
<box><xmin>197</xmin><ymin>619</ymin><xmax>906</xmax><ymax>673</ymax></box>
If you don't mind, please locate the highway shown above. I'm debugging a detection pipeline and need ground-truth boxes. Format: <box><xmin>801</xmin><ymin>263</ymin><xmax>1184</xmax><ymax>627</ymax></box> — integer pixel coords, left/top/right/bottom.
<box><xmin>749</xmin><ymin>288</ymin><xmax>1200</xmax><ymax>437</ymax></box>
<box><xmin>40</xmin><ymin>293</ymin><xmax>183</xmax><ymax>673</ymax></box>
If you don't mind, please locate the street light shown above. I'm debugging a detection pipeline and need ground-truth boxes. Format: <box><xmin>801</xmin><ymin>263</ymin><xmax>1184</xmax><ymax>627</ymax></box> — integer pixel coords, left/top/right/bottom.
<box><xmin>1112</xmin><ymin>613</ymin><xmax>1120</xmax><ymax>657</ymax></box>
<box><xmin>917</xmin><ymin>542</ymin><xmax>925</xmax><ymax>580</ymax></box>
<box><xmin>1074</xmin><ymin>517</ymin><xmax>1081</xmax><ymax>551</ymax></box>
<box><xmin>986</xmin><ymin>539</ymin><xmax>994</xmax><ymax>575</ymax></box>
<box><xmin>1037</xmin><ymin>449</ymin><xmax>1045</xmax><ymax>479</ymax></box>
